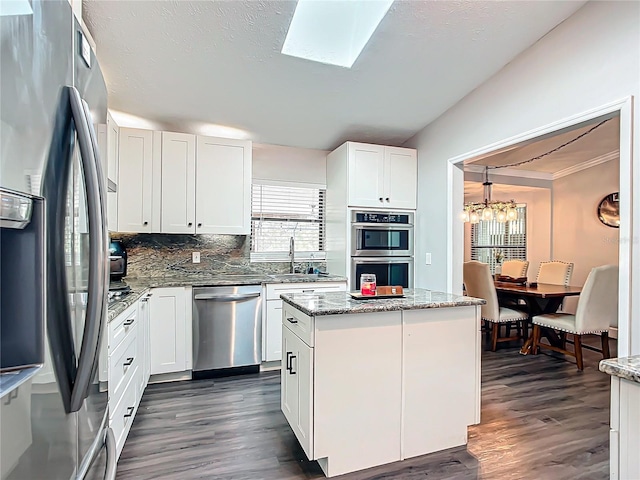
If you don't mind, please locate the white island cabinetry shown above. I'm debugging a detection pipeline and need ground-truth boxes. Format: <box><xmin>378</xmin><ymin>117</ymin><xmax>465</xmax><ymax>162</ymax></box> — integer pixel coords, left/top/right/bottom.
<box><xmin>281</xmin><ymin>289</ymin><xmax>483</xmax><ymax>477</ymax></box>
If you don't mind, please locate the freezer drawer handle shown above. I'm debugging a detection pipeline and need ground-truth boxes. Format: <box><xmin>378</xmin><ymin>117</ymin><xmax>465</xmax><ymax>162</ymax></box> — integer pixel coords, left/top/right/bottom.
<box><xmin>104</xmin><ymin>428</ymin><xmax>117</xmax><ymax>480</ymax></box>
<box><xmin>193</xmin><ymin>293</ymin><xmax>261</xmax><ymax>302</ymax></box>
<box><xmin>123</xmin><ymin>357</ymin><xmax>134</xmax><ymax>367</ymax></box>
<box><xmin>286</xmin><ymin>317</ymin><xmax>298</xmax><ymax>324</ymax></box>
<box><xmin>124</xmin><ymin>318</ymin><xmax>135</xmax><ymax>326</ymax></box>
<box><xmin>124</xmin><ymin>406</ymin><xmax>135</xmax><ymax>418</ymax></box>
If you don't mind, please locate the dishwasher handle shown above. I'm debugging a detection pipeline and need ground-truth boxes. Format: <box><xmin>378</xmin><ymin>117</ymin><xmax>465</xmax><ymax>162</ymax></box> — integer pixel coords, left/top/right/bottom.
<box><xmin>193</xmin><ymin>293</ymin><xmax>261</xmax><ymax>302</ymax></box>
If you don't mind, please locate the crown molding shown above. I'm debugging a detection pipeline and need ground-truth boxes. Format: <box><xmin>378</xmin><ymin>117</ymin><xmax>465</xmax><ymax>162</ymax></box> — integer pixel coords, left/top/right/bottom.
<box><xmin>552</xmin><ymin>150</ymin><xmax>619</xmax><ymax>180</ymax></box>
<box><xmin>465</xmin><ymin>164</ymin><xmax>553</xmax><ymax>181</ymax></box>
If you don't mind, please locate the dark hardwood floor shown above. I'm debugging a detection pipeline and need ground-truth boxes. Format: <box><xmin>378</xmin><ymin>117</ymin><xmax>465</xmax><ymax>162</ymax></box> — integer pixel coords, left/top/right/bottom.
<box><xmin>117</xmin><ymin>335</ymin><xmax>615</xmax><ymax>480</ymax></box>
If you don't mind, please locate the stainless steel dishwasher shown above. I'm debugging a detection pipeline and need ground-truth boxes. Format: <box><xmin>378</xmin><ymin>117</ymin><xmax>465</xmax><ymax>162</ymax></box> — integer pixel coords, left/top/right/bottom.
<box><xmin>192</xmin><ymin>285</ymin><xmax>262</xmax><ymax>372</ymax></box>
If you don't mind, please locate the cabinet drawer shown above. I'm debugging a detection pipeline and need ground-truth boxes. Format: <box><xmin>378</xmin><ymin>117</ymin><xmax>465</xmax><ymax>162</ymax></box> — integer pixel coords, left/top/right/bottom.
<box><xmin>266</xmin><ymin>282</ymin><xmax>346</xmax><ymax>301</ymax></box>
<box><xmin>282</xmin><ymin>303</ymin><xmax>314</xmax><ymax>347</ymax></box>
<box><xmin>110</xmin><ymin>365</ymin><xmax>140</xmax><ymax>459</ymax></box>
<box><xmin>109</xmin><ymin>303</ymin><xmax>138</xmax><ymax>351</ymax></box>
<box><xmin>109</xmin><ymin>322</ymin><xmax>138</xmax><ymax>403</ymax></box>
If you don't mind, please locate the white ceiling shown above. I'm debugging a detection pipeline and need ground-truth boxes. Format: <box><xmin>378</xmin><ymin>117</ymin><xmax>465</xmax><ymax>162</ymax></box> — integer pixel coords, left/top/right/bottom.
<box><xmin>466</xmin><ymin>115</ymin><xmax>620</xmax><ymax>174</ymax></box>
<box><xmin>83</xmin><ymin>0</ymin><xmax>586</xmax><ymax>150</ymax></box>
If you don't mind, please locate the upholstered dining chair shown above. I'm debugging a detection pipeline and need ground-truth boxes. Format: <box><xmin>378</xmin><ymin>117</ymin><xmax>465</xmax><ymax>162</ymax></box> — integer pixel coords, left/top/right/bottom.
<box><xmin>536</xmin><ymin>261</ymin><xmax>574</xmax><ymax>286</ymax></box>
<box><xmin>501</xmin><ymin>260</ymin><xmax>529</xmax><ymax>279</ymax></box>
<box><xmin>531</xmin><ymin>265</ymin><xmax>618</xmax><ymax>370</ymax></box>
<box><xmin>464</xmin><ymin>261</ymin><xmax>529</xmax><ymax>351</ymax></box>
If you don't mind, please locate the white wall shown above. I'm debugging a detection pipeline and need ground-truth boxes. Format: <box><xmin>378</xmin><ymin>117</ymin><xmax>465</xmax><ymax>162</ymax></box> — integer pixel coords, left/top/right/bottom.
<box><xmin>252</xmin><ymin>143</ymin><xmax>328</xmax><ymax>186</ymax></box>
<box><xmin>404</xmin><ymin>1</ymin><xmax>640</xmax><ymax>354</ymax></box>
<box><xmin>552</xmin><ymin>159</ymin><xmax>620</xmax><ymax>313</ymax></box>
<box><xmin>464</xmin><ymin>186</ymin><xmax>551</xmax><ymax>278</ymax></box>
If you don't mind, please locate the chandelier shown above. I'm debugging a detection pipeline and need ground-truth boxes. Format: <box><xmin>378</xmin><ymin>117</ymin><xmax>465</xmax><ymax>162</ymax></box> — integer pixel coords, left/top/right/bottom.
<box><xmin>462</xmin><ymin>167</ymin><xmax>518</xmax><ymax>223</ymax></box>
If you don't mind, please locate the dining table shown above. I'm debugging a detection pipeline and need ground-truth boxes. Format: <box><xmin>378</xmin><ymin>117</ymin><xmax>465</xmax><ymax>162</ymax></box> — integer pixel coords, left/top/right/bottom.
<box><xmin>494</xmin><ymin>281</ymin><xmax>582</xmax><ymax>354</ymax></box>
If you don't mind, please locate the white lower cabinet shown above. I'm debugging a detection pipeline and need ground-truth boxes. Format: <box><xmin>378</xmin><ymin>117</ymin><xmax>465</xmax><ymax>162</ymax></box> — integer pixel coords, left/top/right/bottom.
<box><xmin>263</xmin><ymin>281</ymin><xmax>346</xmax><ymax>362</ymax></box>
<box><xmin>149</xmin><ymin>287</ymin><xmax>191</xmax><ymax>375</ymax></box>
<box><xmin>609</xmin><ymin>376</ymin><xmax>640</xmax><ymax>479</ymax></box>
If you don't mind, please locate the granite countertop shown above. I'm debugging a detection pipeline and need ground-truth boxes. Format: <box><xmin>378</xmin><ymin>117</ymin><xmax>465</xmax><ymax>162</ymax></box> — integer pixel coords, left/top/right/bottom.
<box><xmin>599</xmin><ymin>355</ymin><xmax>640</xmax><ymax>384</ymax></box>
<box><xmin>107</xmin><ymin>273</ymin><xmax>347</xmax><ymax>323</ymax></box>
<box><xmin>280</xmin><ymin>288</ymin><xmax>486</xmax><ymax>317</ymax></box>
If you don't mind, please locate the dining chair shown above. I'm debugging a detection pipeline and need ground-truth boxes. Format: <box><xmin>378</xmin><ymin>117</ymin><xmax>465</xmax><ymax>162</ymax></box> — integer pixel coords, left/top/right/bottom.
<box><xmin>536</xmin><ymin>261</ymin><xmax>574</xmax><ymax>286</ymax></box>
<box><xmin>531</xmin><ymin>265</ymin><xmax>618</xmax><ymax>370</ymax></box>
<box><xmin>464</xmin><ymin>261</ymin><xmax>529</xmax><ymax>351</ymax></box>
<box><xmin>500</xmin><ymin>260</ymin><xmax>529</xmax><ymax>279</ymax></box>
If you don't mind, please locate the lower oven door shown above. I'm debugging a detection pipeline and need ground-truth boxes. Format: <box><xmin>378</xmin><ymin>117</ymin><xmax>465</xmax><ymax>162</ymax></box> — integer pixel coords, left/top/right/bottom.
<box><xmin>351</xmin><ymin>257</ymin><xmax>414</xmax><ymax>290</ymax></box>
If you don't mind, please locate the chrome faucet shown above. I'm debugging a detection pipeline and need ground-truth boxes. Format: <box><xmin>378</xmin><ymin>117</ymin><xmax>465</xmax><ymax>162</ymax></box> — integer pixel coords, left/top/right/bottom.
<box><xmin>289</xmin><ymin>236</ymin><xmax>295</xmax><ymax>273</ymax></box>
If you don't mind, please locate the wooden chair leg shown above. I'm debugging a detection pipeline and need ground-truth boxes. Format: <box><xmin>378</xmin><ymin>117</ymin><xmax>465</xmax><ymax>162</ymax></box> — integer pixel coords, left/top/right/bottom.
<box><xmin>601</xmin><ymin>332</ymin><xmax>610</xmax><ymax>359</ymax></box>
<box><xmin>574</xmin><ymin>334</ymin><xmax>584</xmax><ymax>371</ymax></box>
<box><xmin>522</xmin><ymin>321</ymin><xmax>529</xmax><ymax>341</ymax></box>
<box><xmin>506</xmin><ymin>323</ymin><xmax>511</xmax><ymax>337</ymax></box>
<box><xmin>516</xmin><ymin>322</ymin><xmax>522</xmax><ymax>339</ymax></box>
<box><xmin>491</xmin><ymin>323</ymin><xmax>499</xmax><ymax>352</ymax></box>
<box><xmin>532</xmin><ymin>324</ymin><xmax>540</xmax><ymax>355</ymax></box>
<box><xmin>560</xmin><ymin>332</ymin><xmax>567</xmax><ymax>349</ymax></box>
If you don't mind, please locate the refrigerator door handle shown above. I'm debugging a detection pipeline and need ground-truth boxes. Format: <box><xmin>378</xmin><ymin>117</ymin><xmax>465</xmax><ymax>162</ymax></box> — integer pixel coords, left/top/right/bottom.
<box><xmin>104</xmin><ymin>427</ymin><xmax>117</xmax><ymax>480</ymax></box>
<box><xmin>67</xmin><ymin>86</ymin><xmax>109</xmax><ymax>412</ymax></box>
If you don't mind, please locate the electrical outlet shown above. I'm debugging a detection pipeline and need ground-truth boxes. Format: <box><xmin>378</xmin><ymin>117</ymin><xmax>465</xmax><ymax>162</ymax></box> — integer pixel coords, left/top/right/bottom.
<box><xmin>192</xmin><ymin>252</ymin><xmax>201</xmax><ymax>264</ymax></box>
<box><xmin>425</xmin><ymin>253</ymin><xmax>432</xmax><ymax>265</ymax></box>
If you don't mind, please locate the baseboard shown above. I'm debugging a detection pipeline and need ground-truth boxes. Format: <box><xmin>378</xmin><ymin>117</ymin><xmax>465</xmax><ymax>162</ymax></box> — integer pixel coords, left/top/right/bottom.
<box><xmin>260</xmin><ymin>361</ymin><xmax>282</xmax><ymax>372</ymax></box>
<box><xmin>149</xmin><ymin>371</ymin><xmax>192</xmax><ymax>384</ymax></box>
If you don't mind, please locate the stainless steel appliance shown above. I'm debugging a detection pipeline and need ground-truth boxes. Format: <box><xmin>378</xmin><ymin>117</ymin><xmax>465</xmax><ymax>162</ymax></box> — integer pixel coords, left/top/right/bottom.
<box><xmin>350</xmin><ymin>211</ymin><xmax>414</xmax><ymax>290</ymax></box>
<box><xmin>192</xmin><ymin>286</ymin><xmax>262</xmax><ymax>372</ymax></box>
<box><xmin>351</xmin><ymin>211</ymin><xmax>414</xmax><ymax>257</ymax></box>
<box><xmin>109</xmin><ymin>240</ymin><xmax>127</xmax><ymax>280</ymax></box>
<box><xmin>351</xmin><ymin>257</ymin><xmax>414</xmax><ymax>290</ymax></box>
<box><xmin>1</xmin><ymin>2</ymin><xmax>113</xmax><ymax>479</ymax></box>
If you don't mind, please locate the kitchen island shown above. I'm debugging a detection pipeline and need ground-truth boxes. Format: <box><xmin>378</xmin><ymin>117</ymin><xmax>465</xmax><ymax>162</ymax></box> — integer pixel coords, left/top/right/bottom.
<box><xmin>279</xmin><ymin>289</ymin><xmax>485</xmax><ymax>477</ymax></box>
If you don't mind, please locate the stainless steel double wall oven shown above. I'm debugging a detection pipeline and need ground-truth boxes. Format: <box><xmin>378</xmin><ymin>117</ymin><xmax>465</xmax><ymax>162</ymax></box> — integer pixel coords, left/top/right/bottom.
<box><xmin>350</xmin><ymin>211</ymin><xmax>414</xmax><ymax>290</ymax></box>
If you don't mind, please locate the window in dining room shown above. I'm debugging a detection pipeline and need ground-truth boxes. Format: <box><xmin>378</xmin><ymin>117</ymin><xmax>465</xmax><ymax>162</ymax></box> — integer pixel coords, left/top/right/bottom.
<box><xmin>471</xmin><ymin>205</ymin><xmax>526</xmax><ymax>274</ymax></box>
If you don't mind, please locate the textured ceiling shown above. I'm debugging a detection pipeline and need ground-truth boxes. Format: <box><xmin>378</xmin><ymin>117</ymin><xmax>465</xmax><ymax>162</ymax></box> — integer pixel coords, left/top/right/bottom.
<box><xmin>467</xmin><ymin>116</ymin><xmax>620</xmax><ymax>174</ymax></box>
<box><xmin>83</xmin><ymin>0</ymin><xmax>586</xmax><ymax>150</ymax></box>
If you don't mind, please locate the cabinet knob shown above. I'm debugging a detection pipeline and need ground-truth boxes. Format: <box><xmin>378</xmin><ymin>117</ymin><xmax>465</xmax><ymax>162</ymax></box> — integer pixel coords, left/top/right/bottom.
<box><xmin>143</xmin><ymin>221</ymin><xmax>149</xmax><ymax>226</ymax></box>
<box><xmin>379</xmin><ymin>197</ymin><xmax>383</xmax><ymax>202</ymax></box>
<box><xmin>188</xmin><ymin>222</ymin><xmax>193</xmax><ymax>227</ymax></box>
<box><xmin>385</xmin><ymin>197</ymin><xmax>390</xmax><ymax>202</ymax></box>
<box><xmin>197</xmin><ymin>223</ymin><xmax>202</xmax><ymax>228</ymax></box>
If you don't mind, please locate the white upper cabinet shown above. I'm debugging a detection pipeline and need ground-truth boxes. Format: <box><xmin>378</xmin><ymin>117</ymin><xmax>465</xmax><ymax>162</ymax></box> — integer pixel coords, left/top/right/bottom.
<box><xmin>161</xmin><ymin>132</ymin><xmax>196</xmax><ymax>234</ymax></box>
<box><xmin>118</xmin><ymin>128</ymin><xmax>154</xmax><ymax>233</ymax></box>
<box><xmin>196</xmin><ymin>136</ymin><xmax>251</xmax><ymax>234</ymax></box>
<box><xmin>384</xmin><ymin>146</ymin><xmax>417</xmax><ymax>210</ymax></box>
<box><xmin>106</xmin><ymin>112</ymin><xmax>119</xmax><ymax>232</ymax></box>
<box><xmin>347</xmin><ymin>143</ymin><xmax>385</xmax><ymax>208</ymax></box>
<box><xmin>338</xmin><ymin>142</ymin><xmax>417</xmax><ymax>210</ymax></box>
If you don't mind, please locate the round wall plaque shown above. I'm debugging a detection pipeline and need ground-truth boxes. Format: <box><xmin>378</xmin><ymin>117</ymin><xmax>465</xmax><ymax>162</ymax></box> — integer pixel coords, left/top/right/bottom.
<box><xmin>598</xmin><ymin>192</ymin><xmax>619</xmax><ymax>228</ymax></box>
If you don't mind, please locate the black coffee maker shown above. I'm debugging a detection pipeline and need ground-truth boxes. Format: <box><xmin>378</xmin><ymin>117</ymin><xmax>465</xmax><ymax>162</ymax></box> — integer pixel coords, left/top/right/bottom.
<box><xmin>109</xmin><ymin>239</ymin><xmax>127</xmax><ymax>281</ymax></box>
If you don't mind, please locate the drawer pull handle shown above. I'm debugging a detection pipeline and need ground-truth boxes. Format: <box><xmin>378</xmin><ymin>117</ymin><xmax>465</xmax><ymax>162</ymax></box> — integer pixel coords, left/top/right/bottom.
<box><xmin>302</xmin><ymin>289</ymin><xmax>314</xmax><ymax>293</ymax></box>
<box><xmin>124</xmin><ymin>406</ymin><xmax>134</xmax><ymax>418</ymax></box>
<box><xmin>124</xmin><ymin>318</ymin><xmax>135</xmax><ymax>326</ymax></box>
<box><xmin>286</xmin><ymin>351</ymin><xmax>293</xmax><ymax>371</ymax></box>
<box><xmin>123</xmin><ymin>357</ymin><xmax>134</xmax><ymax>367</ymax></box>
<box><xmin>286</xmin><ymin>317</ymin><xmax>298</xmax><ymax>324</ymax></box>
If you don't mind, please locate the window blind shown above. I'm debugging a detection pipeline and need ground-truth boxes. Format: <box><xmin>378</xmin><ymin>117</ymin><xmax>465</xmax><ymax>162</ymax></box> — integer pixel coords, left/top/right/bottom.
<box><xmin>251</xmin><ymin>184</ymin><xmax>326</xmax><ymax>262</ymax></box>
<box><xmin>471</xmin><ymin>205</ymin><xmax>526</xmax><ymax>274</ymax></box>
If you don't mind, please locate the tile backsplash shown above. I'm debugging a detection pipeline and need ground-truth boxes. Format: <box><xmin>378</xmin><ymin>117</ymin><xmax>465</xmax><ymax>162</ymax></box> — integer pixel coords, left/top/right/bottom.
<box><xmin>111</xmin><ymin>233</ymin><xmax>325</xmax><ymax>278</ymax></box>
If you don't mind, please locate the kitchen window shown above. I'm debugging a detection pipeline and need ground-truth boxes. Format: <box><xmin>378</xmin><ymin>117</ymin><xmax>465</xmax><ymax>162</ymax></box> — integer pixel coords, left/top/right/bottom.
<box><xmin>250</xmin><ymin>183</ymin><xmax>326</xmax><ymax>262</ymax></box>
<box><xmin>471</xmin><ymin>205</ymin><xmax>526</xmax><ymax>274</ymax></box>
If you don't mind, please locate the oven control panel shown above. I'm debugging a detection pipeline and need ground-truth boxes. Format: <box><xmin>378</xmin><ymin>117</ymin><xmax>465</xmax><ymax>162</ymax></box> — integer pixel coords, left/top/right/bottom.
<box><xmin>354</xmin><ymin>212</ymin><xmax>412</xmax><ymax>224</ymax></box>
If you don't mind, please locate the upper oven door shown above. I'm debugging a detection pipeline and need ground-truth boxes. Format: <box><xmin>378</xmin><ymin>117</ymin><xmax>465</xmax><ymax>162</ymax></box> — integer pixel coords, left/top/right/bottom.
<box><xmin>351</xmin><ymin>224</ymin><xmax>414</xmax><ymax>257</ymax></box>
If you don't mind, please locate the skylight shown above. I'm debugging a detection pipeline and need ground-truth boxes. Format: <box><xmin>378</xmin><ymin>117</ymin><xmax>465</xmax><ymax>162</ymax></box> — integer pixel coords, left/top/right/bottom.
<box><xmin>281</xmin><ymin>0</ymin><xmax>394</xmax><ymax>69</ymax></box>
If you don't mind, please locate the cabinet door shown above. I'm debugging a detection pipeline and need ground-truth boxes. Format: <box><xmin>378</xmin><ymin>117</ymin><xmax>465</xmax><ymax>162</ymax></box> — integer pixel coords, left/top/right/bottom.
<box><xmin>384</xmin><ymin>146</ymin><xmax>417</xmax><ymax>210</ymax></box>
<box><xmin>137</xmin><ymin>293</ymin><xmax>151</xmax><ymax>393</ymax></box>
<box><xmin>281</xmin><ymin>325</ymin><xmax>314</xmax><ymax>459</ymax></box>
<box><xmin>107</xmin><ymin>112</ymin><xmax>119</xmax><ymax>184</ymax></box>
<box><xmin>195</xmin><ymin>136</ymin><xmax>251</xmax><ymax>234</ymax></box>
<box><xmin>265</xmin><ymin>300</ymin><xmax>283</xmax><ymax>361</ymax></box>
<box><xmin>281</xmin><ymin>325</ymin><xmax>298</xmax><ymax>424</ymax></box>
<box><xmin>161</xmin><ymin>132</ymin><xmax>196</xmax><ymax>233</ymax></box>
<box><xmin>347</xmin><ymin>142</ymin><xmax>385</xmax><ymax>208</ymax></box>
<box><xmin>149</xmin><ymin>288</ymin><xmax>188</xmax><ymax>375</ymax></box>
<box><xmin>118</xmin><ymin>128</ymin><xmax>154</xmax><ymax>232</ymax></box>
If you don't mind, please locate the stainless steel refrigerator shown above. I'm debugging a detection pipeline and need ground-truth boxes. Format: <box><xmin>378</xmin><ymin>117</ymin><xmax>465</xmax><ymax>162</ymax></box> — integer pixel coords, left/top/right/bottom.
<box><xmin>0</xmin><ymin>1</ymin><xmax>113</xmax><ymax>479</ymax></box>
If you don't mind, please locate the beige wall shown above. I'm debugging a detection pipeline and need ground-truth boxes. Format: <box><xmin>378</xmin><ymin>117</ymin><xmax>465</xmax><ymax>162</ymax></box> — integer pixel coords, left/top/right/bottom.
<box><xmin>464</xmin><ymin>186</ymin><xmax>552</xmax><ymax>278</ymax></box>
<box><xmin>252</xmin><ymin>143</ymin><xmax>328</xmax><ymax>186</ymax></box>
<box><xmin>552</xmin><ymin>159</ymin><xmax>620</xmax><ymax>313</ymax></box>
